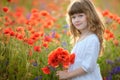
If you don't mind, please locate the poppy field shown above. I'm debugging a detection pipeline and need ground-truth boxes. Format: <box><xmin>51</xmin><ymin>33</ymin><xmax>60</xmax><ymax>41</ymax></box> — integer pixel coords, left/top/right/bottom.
<box><xmin>0</xmin><ymin>0</ymin><xmax>120</xmax><ymax>80</ymax></box>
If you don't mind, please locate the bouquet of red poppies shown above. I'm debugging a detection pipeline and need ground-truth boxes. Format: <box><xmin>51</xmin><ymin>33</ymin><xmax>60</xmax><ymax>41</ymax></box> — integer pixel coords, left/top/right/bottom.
<box><xmin>41</xmin><ymin>47</ymin><xmax>75</xmax><ymax>79</ymax></box>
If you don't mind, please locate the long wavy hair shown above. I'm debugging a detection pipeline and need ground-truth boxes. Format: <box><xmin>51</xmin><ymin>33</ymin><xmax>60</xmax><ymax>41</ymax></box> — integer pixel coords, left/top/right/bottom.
<box><xmin>66</xmin><ymin>0</ymin><xmax>105</xmax><ymax>56</ymax></box>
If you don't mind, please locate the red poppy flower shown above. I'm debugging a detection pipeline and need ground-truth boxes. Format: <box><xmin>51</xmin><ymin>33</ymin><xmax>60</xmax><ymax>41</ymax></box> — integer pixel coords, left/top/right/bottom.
<box><xmin>44</xmin><ymin>21</ymin><xmax>53</xmax><ymax>29</ymax></box>
<box><xmin>3</xmin><ymin>28</ymin><xmax>12</xmax><ymax>34</ymax></box>
<box><xmin>16</xmin><ymin>33</ymin><xmax>24</xmax><ymax>40</ymax></box>
<box><xmin>34</xmin><ymin>46</ymin><xmax>41</xmax><ymax>52</ymax></box>
<box><xmin>40</xmin><ymin>10</ymin><xmax>49</xmax><ymax>16</ymax></box>
<box><xmin>4</xmin><ymin>16</ymin><xmax>10</xmax><ymax>22</ymax></box>
<box><xmin>16</xmin><ymin>26</ymin><xmax>24</xmax><ymax>32</ymax></box>
<box><xmin>31</xmin><ymin>8</ymin><xmax>39</xmax><ymax>13</ymax></box>
<box><xmin>44</xmin><ymin>36</ymin><xmax>52</xmax><ymax>42</ymax></box>
<box><xmin>57</xmin><ymin>50</ymin><xmax>70</xmax><ymax>68</ymax></box>
<box><xmin>57</xmin><ymin>50</ymin><xmax>69</xmax><ymax>62</ymax></box>
<box><xmin>3</xmin><ymin>7</ymin><xmax>9</xmax><ymax>13</ymax></box>
<box><xmin>48</xmin><ymin>51</ymin><xmax>59</xmax><ymax>67</ymax></box>
<box><xmin>48</xmin><ymin>47</ymin><xmax>75</xmax><ymax>68</ymax></box>
<box><xmin>113</xmin><ymin>39</ymin><xmax>119</xmax><ymax>46</ymax></box>
<box><xmin>33</xmin><ymin>32</ymin><xmax>40</xmax><ymax>38</ymax></box>
<box><xmin>27</xmin><ymin>39</ymin><xmax>34</xmax><ymax>45</ymax></box>
<box><xmin>104</xmin><ymin>29</ymin><xmax>115</xmax><ymax>41</ymax></box>
<box><xmin>69</xmin><ymin>53</ymin><xmax>75</xmax><ymax>64</ymax></box>
<box><xmin>118</xmin><ymin>20</ymin><xmax>120</xmax><ymax>24</ymax></box>
<box><xmin>7</xmin><ymin>0</ymin><xmax>12</xmax><ymax>2</ymax></box>
<box><xmin>41</xmin><ymin>66</ymin><xmax>50</xmax><ymax>74</ymax></box>
<box><xmin>109</xmin><ymin>32</ymin><xmax>114</xmax><ymax>39</ymax></box>
<box><xmin>54</xmin><ymin>33</ymin><xmax>60</xmax><ymax>39</ymax></box>
<box><xmin>10</xmin><ymin>31</ymin><xmax>15</xmax><ymax>36</ymax></box>
<box><xmin>27</xmin><ymin>26</ymin><xmax>33</xmax><ymax>31</ymax></box>
<box><xmin>102</xmin><ymin>10</ymin><xmax>109</xmax><ymax>16</ymax></box>
<box><xmin>42</xmin><ymin>42</ymin><xmax>48</xmax><ymax>48</ymax></box>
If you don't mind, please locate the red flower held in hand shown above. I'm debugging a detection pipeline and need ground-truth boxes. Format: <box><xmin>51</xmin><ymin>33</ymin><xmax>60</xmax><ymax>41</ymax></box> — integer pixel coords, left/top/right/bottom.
<box><xmin>69</xmin><ymin>53</ymin><xmax>75</xmax><ymax>64</ymax></box>
<box><xmin>42</xmin><ymin>47</ymin><xmax>75</xmax><ymax>75</ymax></box>
<box><xmin>48</xmin><ymin>50</ymin><xmax>59</xmax><ymax>67</ymax></box>
<box><xmin>48</xmin><ymin>47</ymin><xmax>75</xmax><ymax>68</ymax></box>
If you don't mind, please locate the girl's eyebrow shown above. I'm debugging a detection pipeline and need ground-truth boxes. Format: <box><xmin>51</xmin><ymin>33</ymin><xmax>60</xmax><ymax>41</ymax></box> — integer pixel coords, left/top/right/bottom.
<box><xmin>72</xmin><ymin>13</ymin><xmax>84</xmax><ymax>16</ymax></box>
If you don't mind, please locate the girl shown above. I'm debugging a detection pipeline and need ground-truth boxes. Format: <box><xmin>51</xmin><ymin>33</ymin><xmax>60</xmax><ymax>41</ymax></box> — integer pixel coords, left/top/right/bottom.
<box><xmin>56</xmin><ymin>0</ymin><xmax>105</xmax><ymax>80</ymax></box>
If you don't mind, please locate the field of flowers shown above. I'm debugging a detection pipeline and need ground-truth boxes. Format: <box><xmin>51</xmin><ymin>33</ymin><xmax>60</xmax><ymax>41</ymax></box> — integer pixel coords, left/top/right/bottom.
<box><xmin>0</xmin><ymin>0</ymin><xmax>120</xmax><ymax>80</ymax></box>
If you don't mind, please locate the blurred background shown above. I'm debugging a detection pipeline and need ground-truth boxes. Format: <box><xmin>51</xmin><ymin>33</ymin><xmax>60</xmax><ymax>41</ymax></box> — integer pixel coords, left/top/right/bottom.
<box><xmin>0</xmin><ymin>0</ymin><xmax>120</xmax><ymax>80</ymax></box>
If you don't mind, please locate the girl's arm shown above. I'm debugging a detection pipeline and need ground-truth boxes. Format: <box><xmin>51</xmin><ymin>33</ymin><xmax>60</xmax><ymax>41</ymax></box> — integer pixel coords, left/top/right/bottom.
<box><xmin>56</xmin><ymin>67</ymin><xmax>86</xmax><ymax>79</ymax></box>
<box><xmin>67</xmin><ymin>67</ymin><xmax>86</xmax><ymax>79</ymax></box>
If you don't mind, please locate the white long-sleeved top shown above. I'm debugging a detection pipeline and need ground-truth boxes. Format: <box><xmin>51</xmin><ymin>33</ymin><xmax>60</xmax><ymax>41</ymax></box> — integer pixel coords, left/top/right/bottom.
<box><xmin>68</xmin><ymin>34</ymin><xmax>102</xmax><ymax>80</ymax></box>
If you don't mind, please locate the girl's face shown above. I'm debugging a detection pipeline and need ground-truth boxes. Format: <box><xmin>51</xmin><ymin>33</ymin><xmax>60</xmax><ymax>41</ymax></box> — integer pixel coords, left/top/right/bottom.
<box><xmin>71</xmin><ymin>13</ymin><xmax>88</xmax><ymax>31</ymax></box>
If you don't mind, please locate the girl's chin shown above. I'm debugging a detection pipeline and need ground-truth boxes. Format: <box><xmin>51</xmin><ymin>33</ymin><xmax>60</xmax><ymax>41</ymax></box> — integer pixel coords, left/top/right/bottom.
<box><xmin>76</xmin><ymin>26</ymin><xmax>86</xmax><ymax>30</ymax></box>
<box><xmin>76</xmin><ymin>27</ymin><xmax>82</xmax><ymax>30</ymax></box>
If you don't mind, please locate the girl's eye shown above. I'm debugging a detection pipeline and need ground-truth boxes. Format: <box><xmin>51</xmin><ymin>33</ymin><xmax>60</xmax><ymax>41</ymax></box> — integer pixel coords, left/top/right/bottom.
<box><xmin>71</xmin><ymin>16</ymin><xmax>75</xmax><ymax>19</ymax></box>
<box><xmin>78</xmin><ymin>14</ymin><xmax>83</xmax><ymax>17</ymax></box>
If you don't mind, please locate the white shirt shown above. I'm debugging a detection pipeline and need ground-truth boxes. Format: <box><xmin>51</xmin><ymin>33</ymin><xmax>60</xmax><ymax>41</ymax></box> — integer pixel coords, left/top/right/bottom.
<box><xmin>68</xmin><ymin>34</ymin><xmax>102</xmax><ymax>80</ymax></box>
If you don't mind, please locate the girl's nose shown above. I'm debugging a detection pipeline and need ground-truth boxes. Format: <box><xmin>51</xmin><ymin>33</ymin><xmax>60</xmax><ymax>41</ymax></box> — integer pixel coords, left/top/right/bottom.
<box><xmin>75</xmin><ymin>17</ymin><xmax>80</xmax><ymax>22</ymax></box>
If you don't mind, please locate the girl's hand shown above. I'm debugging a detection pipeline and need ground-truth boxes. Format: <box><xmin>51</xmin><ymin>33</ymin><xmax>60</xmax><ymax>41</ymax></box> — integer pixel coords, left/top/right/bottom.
<box><xmin>56</xmin><ymin>70</ymin><xmax>69</xmax><ymax>80</ymax></box>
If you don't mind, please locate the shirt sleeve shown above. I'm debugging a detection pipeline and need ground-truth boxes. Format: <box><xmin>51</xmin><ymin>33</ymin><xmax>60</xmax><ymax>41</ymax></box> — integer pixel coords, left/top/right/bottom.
<box><xmin>81</xmin><ymin>37</ymin><xmax>100</xmax><ymax>73</ymax></box>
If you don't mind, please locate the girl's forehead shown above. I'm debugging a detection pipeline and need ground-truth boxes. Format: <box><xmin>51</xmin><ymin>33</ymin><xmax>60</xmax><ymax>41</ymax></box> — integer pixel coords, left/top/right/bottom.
<box><xmin>70</xmin><ymin>12</ymin><xmax>85</xmax><ymax>16</ymax></box>
<box><xmin>71</xmin><ymin>13</ymin><xmax>84</xmax><ymax>15</ymax></box>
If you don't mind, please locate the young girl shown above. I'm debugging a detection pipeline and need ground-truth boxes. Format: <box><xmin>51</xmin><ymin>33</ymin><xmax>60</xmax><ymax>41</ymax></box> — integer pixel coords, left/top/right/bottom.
<box><xmin>56</xmin><ymin>0</ymin><xmax>105</xmax><ymax>80</ymax></box>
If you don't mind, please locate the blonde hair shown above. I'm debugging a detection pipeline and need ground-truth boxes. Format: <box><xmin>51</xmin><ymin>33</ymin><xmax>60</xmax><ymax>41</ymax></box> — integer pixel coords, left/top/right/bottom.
<box><xmin>66</xmin><ymin>0</ymin><xmax>105</xmax><ymax>56</ymax></box>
